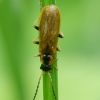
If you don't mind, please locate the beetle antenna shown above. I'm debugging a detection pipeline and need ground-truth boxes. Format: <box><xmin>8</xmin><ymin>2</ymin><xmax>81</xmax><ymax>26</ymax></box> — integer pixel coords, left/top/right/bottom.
<box><xmin>48</xmin><ymin>72</ymin><xmax>57</xmax><ymax>100</ymax></box>
<box><xmin>33</xmin><ymin>71</ymin><xmax>43</xmax><ymax>100</ymax></box>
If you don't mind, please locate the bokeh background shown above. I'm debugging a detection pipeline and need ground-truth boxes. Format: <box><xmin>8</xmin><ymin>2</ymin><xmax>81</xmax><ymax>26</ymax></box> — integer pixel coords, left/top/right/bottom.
<box><xmin>0</xmin><ymin>0</ymin><xmax>100</xmax><ymax>100</ymax></box>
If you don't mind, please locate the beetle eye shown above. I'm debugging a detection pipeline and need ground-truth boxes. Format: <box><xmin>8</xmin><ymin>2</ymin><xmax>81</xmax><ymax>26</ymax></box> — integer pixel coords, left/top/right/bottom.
<box><xmin>40</xmin><ymin>55</ymin><xmax>44</xmax><ymax>64</ymax></box>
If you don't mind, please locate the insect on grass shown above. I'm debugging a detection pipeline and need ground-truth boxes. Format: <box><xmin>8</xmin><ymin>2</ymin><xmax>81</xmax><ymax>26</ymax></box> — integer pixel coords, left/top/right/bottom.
<box><xmin>33</xmin><ymin>5</ymin><xmax>64</xmax><ymax>100</ymax></box>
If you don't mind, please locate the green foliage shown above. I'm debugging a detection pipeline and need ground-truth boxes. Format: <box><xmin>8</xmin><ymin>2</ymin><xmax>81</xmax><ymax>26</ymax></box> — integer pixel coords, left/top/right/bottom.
<box><xmin>40</xmin><ymin>1</ymin><xmax>58</xmax><ymax>100</ymax></box>
<box><xmin>40</xmin><ymin>0</ymin><xmax>55</xmax><ymax>6</ymax></box>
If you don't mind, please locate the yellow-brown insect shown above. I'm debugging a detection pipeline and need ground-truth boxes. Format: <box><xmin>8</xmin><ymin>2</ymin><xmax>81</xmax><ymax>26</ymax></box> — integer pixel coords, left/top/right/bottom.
<box><xmin>33</xmin><ymin>5</ymin><xmax>64</xmax><ymax>100</ymax></box>
<box><xmin>33</xmin><ymin>5</ymin><xmax>64</xmax><ymax>71</ymax></box>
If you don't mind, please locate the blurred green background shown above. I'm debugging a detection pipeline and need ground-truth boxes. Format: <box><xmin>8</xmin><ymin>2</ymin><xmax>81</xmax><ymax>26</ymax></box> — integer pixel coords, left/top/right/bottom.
<box><xmin>0</xmin><ymin>0</ymin><xmax>100</xmax><ymax>100</ymax></box>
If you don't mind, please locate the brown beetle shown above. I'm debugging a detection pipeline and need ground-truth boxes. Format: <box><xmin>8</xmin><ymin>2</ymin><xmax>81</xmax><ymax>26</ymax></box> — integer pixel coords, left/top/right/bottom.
<box><xmin>33</xmin><ymin>5</ymin><xmax>64</xmax><ymax>100</ymax></box>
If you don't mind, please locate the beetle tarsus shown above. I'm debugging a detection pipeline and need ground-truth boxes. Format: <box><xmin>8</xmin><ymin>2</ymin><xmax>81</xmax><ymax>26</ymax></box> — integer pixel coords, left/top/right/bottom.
<box><xmin>34</xmin><ymin>54</ymin><xmax>41</xmax><ymax>57</ymax></box>
<box><xmin>56</xmin><ymin>46</ymin><xmax>61</xmax><ymax>52</ymax></box>
<box><xmin>33</xmin><ymin>41</ymin><xmax>39</xmax><ymax>44</ymax></box>
<box><xmin>59</xmin><ymin>32</ymin><xmax>64</xmax><ymax>38</ymax></box>
<box><xmin>34</xmin><ymin>25</ymin><xmax>39</xmax><ymax>30</ymax></box>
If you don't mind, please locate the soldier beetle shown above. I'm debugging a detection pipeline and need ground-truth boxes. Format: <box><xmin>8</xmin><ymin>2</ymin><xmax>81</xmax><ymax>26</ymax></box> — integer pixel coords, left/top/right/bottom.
<box><xmin>33</xmin><ymin>5</ymin><xmax>64</xmax><ymax>100</ymax></box>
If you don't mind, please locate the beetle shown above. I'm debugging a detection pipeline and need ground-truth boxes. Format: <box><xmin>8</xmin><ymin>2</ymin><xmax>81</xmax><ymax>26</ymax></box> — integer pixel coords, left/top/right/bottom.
<box><xmin>33</xmin><ymin>5</ymin><xmax>64</xmax><ymax>100</ymax></box>
<box><xmin>33</xmin><ymin>5</ymin><xmax>64</xmax><ymax>71</ymax></box>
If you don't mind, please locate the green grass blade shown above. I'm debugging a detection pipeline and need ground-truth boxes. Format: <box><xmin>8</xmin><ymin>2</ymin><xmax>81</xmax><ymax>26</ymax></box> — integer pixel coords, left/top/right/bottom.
<box><xmin>40</xmin><ymin>0</ymin><xmax>58</xmax><ymax>100</ymax></box>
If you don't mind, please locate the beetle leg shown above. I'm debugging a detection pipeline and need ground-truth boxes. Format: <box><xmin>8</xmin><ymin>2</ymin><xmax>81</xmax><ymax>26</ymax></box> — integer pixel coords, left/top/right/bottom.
<box><xmin>59</xmin><ymin>32</ymin><xmax>64</xmax><ymax>38</ymax></box>
<box><xmin>52</xmin><ymin>57</ymin><xmax>58</xmax><ymax>70</ymax></box>
<box><xmin>54</xmin><ymin>65</ymin><xmax>58</xmax><ymax>70</ymax></box>
<box><xmin>33</xmin><ymin>17</ymin><xmax>39</xmax><ymax>30</ymax></box>
<box><xmin>39</xmin><ymin>2</ymin><xmax>43</xmax><ymax>9</ymax></box>
<box><xmin>33</xmin><ymin>41</ymin><xmax>39</xmax><ymax>44</ymax></box>
<box><xmin>34</xmin><ymin>54</ymin><xmax>41</xmax><ymax>57</ymax></box>
<box><xmin>51</xmin><ymin>63</ymin><xmax>58</xmax><ymax>70</ymax></box>
<box><xmin>33</xmin><ymin>37</ymin><xmax>39</xmax><ymax>45</ymax></box>
<box><xmin>56</xmin><ymin>46</ymin><xmax>61</xmax><ymax>52</ymax></box>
